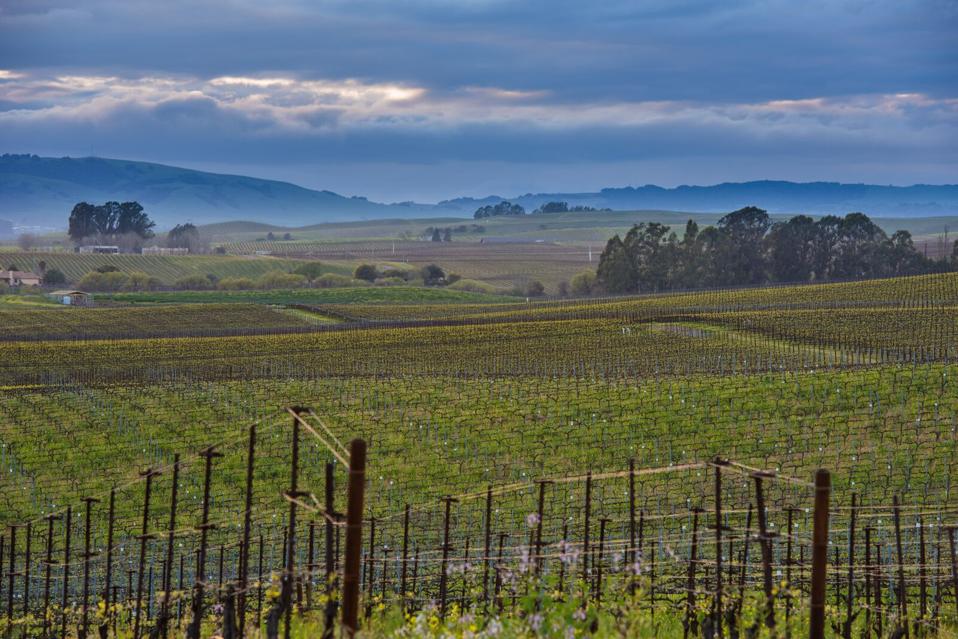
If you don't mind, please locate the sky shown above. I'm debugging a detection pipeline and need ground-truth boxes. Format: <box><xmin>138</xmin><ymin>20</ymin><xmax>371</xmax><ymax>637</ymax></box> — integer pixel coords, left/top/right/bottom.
<box><xmin>1</xmin><ymin>0</ymin><xmax>956</xmax><ymax>202</ymax></box>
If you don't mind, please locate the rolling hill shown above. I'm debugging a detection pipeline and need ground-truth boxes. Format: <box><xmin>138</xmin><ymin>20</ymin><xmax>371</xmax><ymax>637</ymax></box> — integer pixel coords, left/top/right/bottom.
<box><xmin>0</xmin><ymin>154</ymin><xmax>438</xmax><ymax>228</ymax></box>
<box><xmin>2</xmin><ymin>154</ymin><xmax>956</xmax><ymax>230</ymax></box>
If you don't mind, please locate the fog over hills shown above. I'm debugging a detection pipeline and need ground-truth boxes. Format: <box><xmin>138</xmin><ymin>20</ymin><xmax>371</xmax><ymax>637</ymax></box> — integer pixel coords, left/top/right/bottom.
<box><xmin>2</xmin><ymin>154</ymin><xmax>956</xmax><ymax>230</ymax></box>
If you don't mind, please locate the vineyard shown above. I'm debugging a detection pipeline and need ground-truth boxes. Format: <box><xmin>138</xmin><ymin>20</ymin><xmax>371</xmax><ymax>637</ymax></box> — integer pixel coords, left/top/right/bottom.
<box><xmin>0</xmin><ymin>272</ymin><xmax>956</xmax><ymax>637</ymax></box>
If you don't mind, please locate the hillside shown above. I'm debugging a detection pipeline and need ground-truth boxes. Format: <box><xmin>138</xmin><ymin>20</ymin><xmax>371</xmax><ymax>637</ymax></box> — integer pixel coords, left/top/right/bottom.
<box><xmin>439</xmin><ymin>180</ymin><xmax>958</xmax><ymax>216</ymax></box>
<box><xmin>3</xmin><ymin>154</ymin><xmax>957</xmax><ymax>231</ymax></box>
<box><xmin>0</xmin><ymin>154</ymin><xmax>438</xmax><ymax>228</ymax></box>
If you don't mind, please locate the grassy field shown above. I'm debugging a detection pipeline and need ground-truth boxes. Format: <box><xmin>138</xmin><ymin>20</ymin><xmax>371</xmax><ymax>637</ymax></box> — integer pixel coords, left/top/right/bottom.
<box><xmin>0</xmin><ymin>251</ymin><xmax>349</xmax><ymax>285</ymax></box>
<box><xmin>0</xmin><ymin>271</ymin><xmax>955</xmax><ymax>637</ymax></box>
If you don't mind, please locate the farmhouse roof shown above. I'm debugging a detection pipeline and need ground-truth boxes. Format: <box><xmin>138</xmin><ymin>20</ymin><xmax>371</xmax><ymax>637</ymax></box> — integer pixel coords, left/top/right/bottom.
<box><xmin>50</xmin><ymin>290</ymin><xmax>88</xmax><ymax>296</ymax></box>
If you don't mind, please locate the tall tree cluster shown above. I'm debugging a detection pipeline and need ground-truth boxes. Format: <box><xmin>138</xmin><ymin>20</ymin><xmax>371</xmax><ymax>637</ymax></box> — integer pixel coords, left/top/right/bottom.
<box><xmin>68</xmin><ymin>201</ymin><xmax>155</xmax><ymax>243</ymax></box>
<box><xmin>596</xmin><ymin>206</ymin><xmax>947</xmax><ymax>294</ymax></box>
<box><xmin>473</xmin><ymin>201</ymin><xmax>526</xmax><ymax>219</ymax></box>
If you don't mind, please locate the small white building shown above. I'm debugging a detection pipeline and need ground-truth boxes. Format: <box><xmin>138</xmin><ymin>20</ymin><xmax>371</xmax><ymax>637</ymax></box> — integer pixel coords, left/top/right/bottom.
<box><xmin>77</xmin><ymin>245</ymin><xmax>120</xmax><ymax>254</ymax></box>
<box><xmin>48</xmin><ymin>290</ymin><xmax>94</xmax><ymax>306</ymax></box>
<box><xmin>142</xmin><ymin>246</ymin><xmax>189</xmax><ymax>255</ymax></box>
<box><xmin>2</xmin><ymin>270</ymin><xmax>42</xmax><ymax>287</ymax></box>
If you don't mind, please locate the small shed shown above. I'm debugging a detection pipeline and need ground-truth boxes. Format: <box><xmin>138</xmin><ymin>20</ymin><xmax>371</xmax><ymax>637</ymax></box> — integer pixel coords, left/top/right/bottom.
<box><xmin>48</xmin><ymin>290</ymin><xmax>94</xmax><ymax>307</ymax></box>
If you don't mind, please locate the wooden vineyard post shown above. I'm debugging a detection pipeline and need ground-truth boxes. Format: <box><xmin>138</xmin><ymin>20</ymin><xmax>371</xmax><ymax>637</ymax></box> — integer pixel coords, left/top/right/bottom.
<box><xmin>438</xmin><ymin>496</ymin><xmax>457</xmax><ymax>619</ymax></box>
<box><xmin>683</xmin><ymin>507</ymin><xmax>703</xmax><ymax>639</ymax></box>
<box><xmin>238</xmin><ymin>426</ymin><xmax>256</xmax><ymax>638</ymax></box>
<box><xmin>893</xmin><ymin>495</ymin><xmax>909</xmax><ymax>637</ymax></box>
<box><xmin>341</xmin><ymin>438</ymin><xmax>367</xmax><ymax>637</ymax></box>
<box><xmin>159</xmin><ymin>455</ymin><xmax>180</xmax><ymax>638</ymax></box>
<box><xmin>753</xmin><ymin>472</ymin><xmax>776</xmax><ymax>630</ymax></box>
<box><xmin>809</xmin><ymin>469</ymin><xmax>830</xmax><ymax>639</ymax></box>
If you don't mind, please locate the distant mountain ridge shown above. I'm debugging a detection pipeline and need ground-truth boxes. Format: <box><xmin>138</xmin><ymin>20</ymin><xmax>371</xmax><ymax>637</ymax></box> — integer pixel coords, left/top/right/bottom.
<box><xmin>442</xmin><ymin>182</ymin><xmax>958</xmax><ymax>217</ymax></box>
<box><xmin>2</xmin><ymin>154</ymin><xmax>956</xmax><ymax>229</ymax></box>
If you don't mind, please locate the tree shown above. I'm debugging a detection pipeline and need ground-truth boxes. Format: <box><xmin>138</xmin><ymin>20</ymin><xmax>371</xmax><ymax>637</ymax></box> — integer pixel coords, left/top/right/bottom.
<box><xmin>570</xmin><ymin>270</ymin><xmax>596</xmax><ymax>296</ymax></box>
<box><xmin>623</xmin><ymin>222</ymin><xmax>676</xmax><ymax>292</ymax></box>
<box><xmin>292</xmin><ymin>262</ymin><xmax>324</xmax><ymax>281</ymax></box>
<box><xmin>354</xmin><ymin>264</ymin><xmax>378</xmax><ymax>282</ymax></box>
<box><xmin>474</xmin><ymin>201</ymin><xmax>525</xmax><ymax>219</ymax></box>
<box><xmin>766</xmin><ymin>215</ymin><xmax>818</xmax><ymax>282</ymax></box>
<box><xmin>443</xmin><ymin>228</ymin><xmax>452</xmax><ymax>242</ymax></box>
<box><xmin>595</xmin><ymin>235</ymin><xmax>637</xmax><ymax>293</ymax></box>
<box><xmin>716</xmin><ymin>206</ymin><xmax>771</xmax><ymax>285</ymax></box>
<box><xmin>68</xmin><ymin>201</ymin><xmax>154</xmax><ymax>243</ymax></box>
<box><xmin>43</xmin><ymin>269</ymin><xmax>66</xmax><ymax>286</ymax></box>
<box><xmin>525</xmin><ymin>280</ymin><xmax>545</xmax><ymax>297</ymax></box>
<box><xmin>17</xmin><ymin>233</ymin><xmax>38</xmax><ymax>251</ymax></box>
<box><xmin>431</xmin><ymin>229</ymin><xmax>442</xmax><ymax>242</ymax></box>
<box><xmin>533</xmin><ymin>201</ymin><xmax>569</xmax><ymax>214</ymax></box>
<box><xmin>421</xmin><ymin>263</ymin><xmax>446</xmax><ymax>286</ymax></box>
<box><xmin>167</xmin><ymin>223</ymin><xmax>201</xmax><ymax>250</ymax></box>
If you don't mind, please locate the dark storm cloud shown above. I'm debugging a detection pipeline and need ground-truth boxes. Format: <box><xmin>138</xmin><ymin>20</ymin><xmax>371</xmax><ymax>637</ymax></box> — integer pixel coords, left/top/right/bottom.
<box><xmin>0</xmin><ymin>0</ymin><xmax>955</xmax><ymax>198</ymax></box>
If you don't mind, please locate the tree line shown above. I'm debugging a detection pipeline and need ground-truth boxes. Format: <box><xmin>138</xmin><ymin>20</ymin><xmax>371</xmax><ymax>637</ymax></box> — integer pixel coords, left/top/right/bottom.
<box><xmin>596</xmin><ymin>206</ymin><xmax>951</xmax><ymax>294</ymax></box>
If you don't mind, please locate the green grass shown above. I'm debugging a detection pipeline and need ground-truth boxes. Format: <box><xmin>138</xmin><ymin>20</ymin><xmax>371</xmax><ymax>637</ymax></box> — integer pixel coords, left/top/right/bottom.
<box><xmin>1</xmin><ymin>251</ymin><xmax>350</xmax><ymax>285</ymax></box>
<box><xmin>97</xmin><ymin>286</ymin><xmax>512</xmax><ymax>305</ymax></box>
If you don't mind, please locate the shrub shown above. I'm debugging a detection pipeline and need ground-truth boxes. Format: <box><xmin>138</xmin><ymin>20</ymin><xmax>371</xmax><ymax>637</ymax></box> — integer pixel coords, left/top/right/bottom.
<box><xmin>570</xmin><ymin>270</ymin><xmax>596</xmax><ymax>296</ymax></box>
<box><xmin>174</xmin><ymin>275</ymin><xmax>213</xmax><ymax>290</ymax></box>
<box><xmin>379</xmin><ymin>268</ymin><xmax>410</xmax><ymax>281</ymax></box>
<box><xmin>78</xmin><ymin>271</ymin><xmax>130</xmax><ymax>291</ymax></box>
<box><xmin>217</xmin><ymin>277</ymin><xmax>256</xmax><ymax>290</ymax></box>
<box><xmin>526</xmin><ymin>280</ymin><xmax>546</xmax><ymax>297</ymax></box>
<box><xmin>96</xmin><ymin>264</ymin><xmax>120</xmax><ymax>273</ymax></box>
<box><xmin>557</xmin><ymin>280</ymin><xmax>570</xmax><ymax>297</ymax></box>
<box><xmin>315</xmin><ymin>273</ymin><xmax>357</xmax><ymax>288</ymax></box>
<box><xmin>256</xmin><ymin>271</ymin><xmax>307</xmax><ymax>289</ymax></box>
<box><xmin>374</xmin><ymin>277</ymin><xmax>406</xmax><ymax>286</ymax></box>
<box><xmin>448</xmin><ymin>278</ymin><xmax>499</xmax><ymax>294</ymax></box>
<box><xmin>354</xmin><ymin>264</ymin><xmax>378</xmax><ymax>282</ymax></box>
<box><xmin>43</xmin><ymin>269</ymin><xmax>67</xmax><ymax>286</ymax></box>
<box><xmin>421</xmin><ymin>264</ymin><xmax>446</xmax><ymax>286</ymax></box>
<box><xmin>126</xmin><ymin>271</ymin><xmax>161</xmax><ymax>291</ymax></box>
<box><xmin>293</xmin><ymin>262</ymin><xmax>324</xmax><ymax>281</ymax></box>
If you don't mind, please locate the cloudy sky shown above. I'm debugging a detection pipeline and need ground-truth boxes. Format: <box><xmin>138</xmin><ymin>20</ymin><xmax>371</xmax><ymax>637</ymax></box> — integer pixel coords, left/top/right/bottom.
<box><xmin>1</xmin><ymin>0</ymin><xmax>956</xmax><ymax>201</ymax></box>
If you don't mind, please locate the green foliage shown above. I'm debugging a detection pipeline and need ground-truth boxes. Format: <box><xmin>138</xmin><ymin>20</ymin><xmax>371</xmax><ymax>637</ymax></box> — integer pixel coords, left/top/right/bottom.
<box><xmin>292</xmin><ymin>261</ymin><xmax>324</xmax><ymax>281</ymax></box>
<box><xmin>174</xmin><ymin>274</ymin><xmax>214</xmax><ymax>290</ymax></box>
<box><xmin>42</xmin><ymin>268</ymin><xmax>66</xmax><ymax>285</ymax></box>
<box><xmin>421</xmin><ymin>263</ymin><xmax>447</xmax><ymax>286</ymax></box>
<box><xmin>69</xmin><ymin>201</ymin><xmax>155</xmax><ymax>242</ymax></box>
<box><xmin>474</xmin><ymin>201</ymin><xmax>526</xmax><ymax>219</ymax></box>
<box><xmin>596</xmin><ymin>208</ymin><xmax>949</xmax><ymax>293</ymax></box>
<box><xmin>354</xmin><ymin>263</ymin><xmax>379</xmax><ymax>282</ymax></box>
<box><xmin>256</xmin><ymin>270</ymin><xmax>307</xmax><ymax>289</ymax></box>
<box><xmin>570</xmin><ymin>270</ymin><xmax>596</xmax><ymax>296</ymax></box>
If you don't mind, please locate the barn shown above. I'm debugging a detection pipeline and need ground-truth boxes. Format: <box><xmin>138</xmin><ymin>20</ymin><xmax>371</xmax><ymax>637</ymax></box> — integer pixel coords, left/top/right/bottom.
<box><xmin>48</xmin><ymin>290</ymin><xmax>94</xmax><ymax>306</ymax></box>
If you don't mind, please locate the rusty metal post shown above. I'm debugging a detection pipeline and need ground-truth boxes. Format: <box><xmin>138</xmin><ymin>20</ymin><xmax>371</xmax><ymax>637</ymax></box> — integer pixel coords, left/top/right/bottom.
<box><xmin>341</xmin><ymin>438</ymin><xmax>367</xmax><ymax>637</ymax></box>
<box><xmin>809</xmin><ymin>469</ymin><xmax>831</xmax><ymax>639</ymax></box>
<box><xmin>159</xmin><ymin>454</ymin><xmax>180</xmax><ymax>638</ymax></box>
